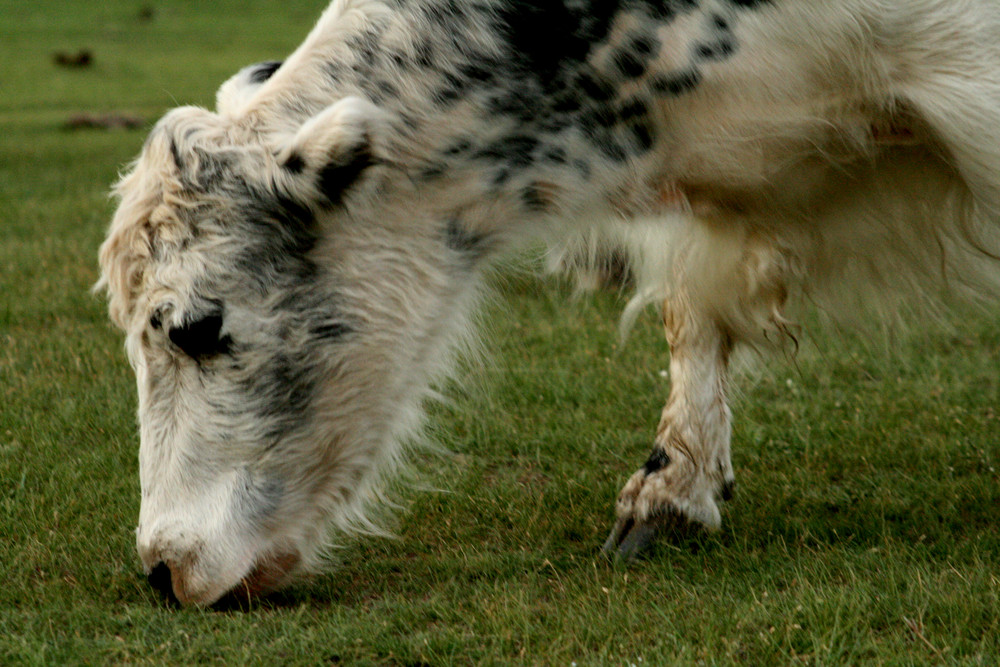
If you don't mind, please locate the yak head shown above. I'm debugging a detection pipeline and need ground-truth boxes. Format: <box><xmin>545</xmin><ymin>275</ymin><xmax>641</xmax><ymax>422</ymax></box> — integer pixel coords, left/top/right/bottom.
<box><xmin>98</xmin><ymin>64</ymin><xmax>489</xmax><ymax>606</ymax></box>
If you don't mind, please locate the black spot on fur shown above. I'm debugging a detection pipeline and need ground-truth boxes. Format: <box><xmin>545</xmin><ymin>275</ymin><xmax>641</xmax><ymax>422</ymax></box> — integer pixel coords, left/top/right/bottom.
<box><xmin>611</xmin><ymin>46</ymin><xmax>650</xmax><ymax>79</ymax></box>
<box><xmin>422</xmin><ymin>0</ymin><xmax>463</xmax><ymax>27</ymax></box>
<box><xmin>376</xmin><ymin>79</ymin><xmax>399</xmax><ymax>99</ymax></box>
<box><xmin>192</xmin><ymin>147</ymin><xmax>231</xmax><ymax>191</ymax></box>
<box><xmin>389</xmin><ymin>50</ymin><xmax>407</xmax><ymax>70</ymax></box>
<box><xmin>253</xmin><ymin>351</ymin><xmax>319</xmax><ymax>443</ymax></box>
<box><xmin>232</xmin><ymin>184</ymin><xmax>320</xmax><ymax>292</ymax></box>
<box><xmin>249</xmin><ymin>61</ymin><xmax>282</xmax><ymax>84</ymax></box>
<box><xmin>643</xmin><ymin>449</ymin><xmax>672</xmax><ymax>475</ymax></box>
<box><xmin>492</xmin><ymin>1</ymin><xmax>592</xmax><ymax>87</ymax></box>
<box><xmin>445</xmin><ymin>217</ymin><xmax>490</xmax><ymax>260</ymax></box>
<box><xmin>629</xmin><ymin>121</ymin><xmax>654</xmax><ymax>152</ymax></box>
<box><xmin>575</xmin><ymin>69</ymin><xmax>615</xmax><ymax>102</ymax></box>
<box><xmin>270</xmin><ymin>193</ymin><xmax>316</xmax><ymax>243</ymax></box>
<box><xmin>540</xmin><ymin>114</ymin><xmax>574</xmax><ymax>133</ymax></box>
<box><xmin>436</xmin><ymin>55</ymin><xmax>495</xmax><ymax>104</ymax></box>
<box><xmin>488</xmin><ymin>0</ymin><xmax>691</xmax><ymax>104</ymax></box>
<box><xmin>418</xmin><ymin>161</ymin><xmax>447</xmax><ymax>180</ymax></box>
<box><xmin>721</xmin><ymin>480</ymin><xmax>735</xmax><ymax>502</ymax></box>
<box><xmin>310</xmin><ymin>322</ymin><xmax>352</xmax><ymax>341</ymax></box>
<box><xmin>580</xmin><ymin>105</ymin><xmax>618</xmax><ymax>130</ymax></box>
<box><xmin>414</xmin><ymin>39</ymin><xmax>435</xmax><ymax>68</ymax></box>
<box><xmin>599</xmin><ymin>139</ymin><xmax>628</xmax><ymax>162</ymax></box>
<box><xmin>612</xmin><ymin>32</ymin><xmax>660</xmax><ymax>79</ymax></box>
<box><xmin>318</xmin><ymin>142</ymin><xmax>374</xmax><ymax>207</ymax></box>
<box><xmin>324</xmin><ymin>62</ymin><xmax>344</xmax><ymax>84</ymax></box>
<box><xmin>486</xmin><ymin>90</ymin><xmax>535</xmax><ymax>121</ymax></box>
<box><xmin>651</xmin><ymin>69</ymin><xmax>702</xmax><ymax>96</ymax></box>
<box><xmin>543</xmin><ymin>146</ymin><xmax>568</xmax><ymax>164</ymax></box>
<box><xmin>443</xmin><ymin>138</ymin><xmax>473</xmax><ymax>156</ymax></box>
<box><xmin>695</xmin><ymin>39</ymin><xmax>735</xmax><ymax>61</ymax></box>
<box><xmin>614</xmin><ymin>98</ymin><xmax>655</xmax><ymax>151</ymax></box>
<box><xmin>458</xmin><ymin>59</ymin><xmax>495</xmax><ymax>84</ymax></box>
<box><xmin>346</xmin><ymin>30</ymin><xmax>380</xmax><ymax>73</ymax></box>
<box><xmin>617</xmin><ymin>96</ymin><xmax>650</xmax><ymax>122</ymax></box>
<box><xmin>283</xmin><ymin>152</ymin><xmax>305</xmax><ymax>174</ymax></box>
<box><xmin>475</xmin><ymin>134</ymin><xmax>539</xmax><ymax>168</ymax></box>
<box><xmin>493</xmin><ymin>168</ymin><xmax>511</xmax><ymax>186</ymax></box>
<box><xmin>632</xmin><ymin>0</ymin><xmax>691</xmax><ymax>22</ymax></box>
<box><xmin>521</xmin><ymin>183</ymin><xmax>548</xmax><ymax>212</ymax></box>
<box><xmin>397</xmin><ymin>111</ymin><xmax>421</xmax><ymax>134</ymax></box>
<box><xmin>168</xmin><ymin>138</ymin><xmax>185</xmax><ymax>172</ymax></box>
<box><xmin>630</xmin><ymin>32</ymin><xmax>660</xmax><ymax>58</ymax></box>
<box><xmin>552</xmin><ymin>94</ymin><xmax>583</xmax><ymax>116</ymax></box>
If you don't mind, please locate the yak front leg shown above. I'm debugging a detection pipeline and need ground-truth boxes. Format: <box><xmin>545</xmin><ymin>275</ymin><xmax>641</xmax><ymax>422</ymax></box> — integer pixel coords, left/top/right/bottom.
<box><xmin>604</xmin><ymin>291</ymin><xmax>735</xmax><ymax>558</ymax></box>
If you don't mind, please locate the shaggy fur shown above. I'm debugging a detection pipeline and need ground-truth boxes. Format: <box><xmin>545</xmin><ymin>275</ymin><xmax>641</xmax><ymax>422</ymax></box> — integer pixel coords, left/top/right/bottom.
<box><xmin>98</xmin><ymin>0</ymin><xmax>1000</xmax><ymax>605</ymax></box>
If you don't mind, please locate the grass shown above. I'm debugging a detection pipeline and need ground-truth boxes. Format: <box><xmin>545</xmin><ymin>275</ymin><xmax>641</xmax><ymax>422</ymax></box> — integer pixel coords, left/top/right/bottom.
<box><xmin>1</xmin><ymin>1</ymin><xmax>998</xmax><ymax>664</ymax></box>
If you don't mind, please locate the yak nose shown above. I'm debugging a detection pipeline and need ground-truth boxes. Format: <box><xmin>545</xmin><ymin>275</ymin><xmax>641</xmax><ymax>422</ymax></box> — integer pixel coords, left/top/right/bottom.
<box><xmin>147</xmin><ymin>561</ymin><xmax>181</xmax><ymax>606</ymax></box>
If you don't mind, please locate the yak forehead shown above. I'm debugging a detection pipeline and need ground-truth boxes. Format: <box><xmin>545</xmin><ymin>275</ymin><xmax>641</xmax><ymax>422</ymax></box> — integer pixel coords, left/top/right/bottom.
<box><xmin>118</xmin><ymin>122</ymin><xmax>361</xmax><ymax>445</ymax></box>
<box><xmin>102</xmin><ymin>112</ymin><xmax>323</xmax><ymax>332</ymax></box>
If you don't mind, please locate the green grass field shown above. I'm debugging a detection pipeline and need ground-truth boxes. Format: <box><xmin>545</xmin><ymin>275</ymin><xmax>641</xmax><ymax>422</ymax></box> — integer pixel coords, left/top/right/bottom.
<box><xmin>1</xmin><ymin>1</ymin><xmax>999</xmax><ymax>664</ymax></box>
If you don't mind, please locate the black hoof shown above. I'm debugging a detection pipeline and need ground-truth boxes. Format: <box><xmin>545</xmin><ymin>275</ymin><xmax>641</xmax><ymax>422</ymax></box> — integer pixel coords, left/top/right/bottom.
<box><xmin>602</xmin><ymin>519</ymin><xmax>661</xmax><ymax>561</ymax></box>
<box><xmin>601</xmin><ymin>508</ymin><xmax>706</xmax><ymax>561</ymax></box>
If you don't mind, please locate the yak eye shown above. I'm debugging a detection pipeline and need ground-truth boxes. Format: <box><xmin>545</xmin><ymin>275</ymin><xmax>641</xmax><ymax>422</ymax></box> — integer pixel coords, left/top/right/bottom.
<box><xmin>167</xmin><ymin>311</ymin><xmax>231</xmax><ymax>359</ymax></box>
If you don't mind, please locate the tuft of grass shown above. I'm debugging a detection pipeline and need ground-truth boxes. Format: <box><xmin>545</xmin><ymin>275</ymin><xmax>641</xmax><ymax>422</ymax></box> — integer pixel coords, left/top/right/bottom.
<box><xmin>1</xmin><ymin>2</ymin><xmax>998</xmax><ymax>664</ymax></box>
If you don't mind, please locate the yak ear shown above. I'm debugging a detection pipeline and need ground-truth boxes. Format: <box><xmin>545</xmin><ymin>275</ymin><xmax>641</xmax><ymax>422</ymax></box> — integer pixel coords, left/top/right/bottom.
<box><xmin>276</xmin><ymin>97</ymin><xmax>385</xmax><ymax>206</ymax></box>
<box><xmin>216</xmin><ymin>61</ymin><xmax>283</xmax><ymax>117</ymax></box>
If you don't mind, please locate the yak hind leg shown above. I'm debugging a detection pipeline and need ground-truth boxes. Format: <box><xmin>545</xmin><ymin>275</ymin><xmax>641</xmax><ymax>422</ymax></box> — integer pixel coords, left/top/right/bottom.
<box><xmin>603</xmin><ymin>288</ymin><xmax>735</xmax><ymax>558</ymax></box>
<box><xmin>603</xmin><ymin>227</ymin><xmax>793</xmax><ymax>558</ymax></box>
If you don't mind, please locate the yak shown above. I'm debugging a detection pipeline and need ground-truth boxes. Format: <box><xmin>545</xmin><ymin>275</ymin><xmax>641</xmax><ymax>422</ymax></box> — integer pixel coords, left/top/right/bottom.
<box><xmin>99</xmin><ymin>0</ymin><xmax>1000</xmax><ymax>606</ymax></box>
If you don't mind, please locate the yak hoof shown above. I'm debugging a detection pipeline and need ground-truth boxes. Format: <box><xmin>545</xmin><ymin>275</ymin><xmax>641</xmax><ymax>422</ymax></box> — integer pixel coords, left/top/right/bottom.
<box><xmin>601</xmin><ymin>507</ymin><xmax>699</xmax><ymax>561</ymax></box>
<box><xmin>602</xmin><ymin>460</ymin><xmax>730</xmax><ymax>560</ymax></box>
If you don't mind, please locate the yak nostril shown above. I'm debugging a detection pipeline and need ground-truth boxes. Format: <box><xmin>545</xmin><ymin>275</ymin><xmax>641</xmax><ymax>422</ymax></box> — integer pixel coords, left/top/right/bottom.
<box><xmin>147</xmin><ymin>561</ymin><xmax>180</xmax><ymax>606</ymax></box>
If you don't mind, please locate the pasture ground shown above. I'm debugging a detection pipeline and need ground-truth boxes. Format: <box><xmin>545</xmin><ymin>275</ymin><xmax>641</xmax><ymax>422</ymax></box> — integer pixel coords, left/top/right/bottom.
<box><xmin>1</xmin><ymin>1</ymin><xmax>998</xmax><ymax>664</ymax></box>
